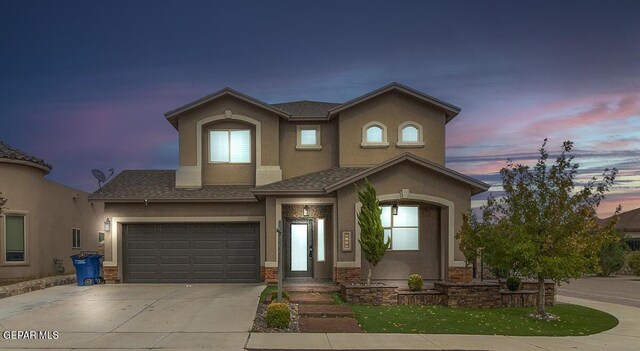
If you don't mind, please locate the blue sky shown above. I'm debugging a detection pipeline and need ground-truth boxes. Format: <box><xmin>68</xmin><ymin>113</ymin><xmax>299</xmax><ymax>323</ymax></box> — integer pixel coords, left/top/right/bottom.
<box><xmin>1</xmin><ymin>0</ymin><xmax>638</xmax><ymax>217</ymax></box>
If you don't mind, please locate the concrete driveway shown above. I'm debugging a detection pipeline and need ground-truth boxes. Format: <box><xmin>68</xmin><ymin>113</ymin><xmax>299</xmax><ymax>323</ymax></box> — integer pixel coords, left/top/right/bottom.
<box><xmin>0</xmin><ymin>283</ymin><xmax>264</xmax><ymax>350</ymax></box>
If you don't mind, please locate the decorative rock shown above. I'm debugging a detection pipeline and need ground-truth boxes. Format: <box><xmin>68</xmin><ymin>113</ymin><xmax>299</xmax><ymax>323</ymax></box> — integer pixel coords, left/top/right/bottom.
<box><xmin>0</xmin><ymin>274</ymin><xmax>76</xmax><ymax>299</ymax></box>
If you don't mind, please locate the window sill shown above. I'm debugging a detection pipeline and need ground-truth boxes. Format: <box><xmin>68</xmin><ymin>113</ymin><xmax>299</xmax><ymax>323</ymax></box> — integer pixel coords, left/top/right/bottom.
<box><xmin>1</xmin><ymin>262</ymin><xmax>29</xmax><ymax>267</ymax></box>
<box><xmin>296</xmin><ymin>145</ymin><xmax>323</xmax><ymax>151</ymax></box>
<box><xmin>396</xmin><ymin>142</ymin><xmax>425</xmax><ymax>148</ymax></box>
<box><xmin>361</xmin><ymin>142</ymin><xmax>390</xmax><ymax>149</ymax></box>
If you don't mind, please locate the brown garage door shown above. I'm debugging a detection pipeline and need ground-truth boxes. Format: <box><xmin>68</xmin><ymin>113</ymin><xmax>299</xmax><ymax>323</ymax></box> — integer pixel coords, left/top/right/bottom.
<box><xmin>123</xmin><ymin>222</ymin><xmax>260</xmax><ymax>283</ymax></box>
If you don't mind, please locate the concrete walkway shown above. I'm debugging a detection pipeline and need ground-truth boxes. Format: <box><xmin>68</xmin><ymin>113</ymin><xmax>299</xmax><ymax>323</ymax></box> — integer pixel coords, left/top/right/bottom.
<box><xmin>246</xmin><ymin>295</ymin><xmax>640</xmax><ymax>351</ymax></box>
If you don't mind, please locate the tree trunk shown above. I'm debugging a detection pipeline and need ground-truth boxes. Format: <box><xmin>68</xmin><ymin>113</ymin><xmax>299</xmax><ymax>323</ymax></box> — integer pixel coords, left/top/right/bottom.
<box><xmin>537</xmin><ymin>276</ymin><xmax>546</xmax><ymax>316</ymax></box>
<box><xmin>367</xmin><ymin>267</ymin><xmax>372</xmax><ymax>285</ymax></box>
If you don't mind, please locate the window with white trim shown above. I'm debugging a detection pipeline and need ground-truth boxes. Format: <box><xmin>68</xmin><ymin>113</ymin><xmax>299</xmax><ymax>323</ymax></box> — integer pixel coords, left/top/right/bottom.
<box><xmin>296</xmin><ymin>125</ymin><xmax>322</xmax><ymax>150</ymax></box>
<box><xmin>4</xmin><ymin>214</ymin><xmax>26</xmax><ymax>262</ymax></box>
<box><xmin>381</xmin><ymin>205</ymin><xmax>419</xmax><ymax>250</ymax></box>
<box><xmin>209</xmin><ymin>129</ymin><xmax>251</xmax><ymax>163</ymax></box>
<box><xmin>72</xmin><ymin>228</ymin><xmax>81</xmax><ymax>249</ymax></box>
<box><xmin>361</xmin><ymin>121</ymin><xmax>389</xmax><ymax>148</ymax></box>
<box><xmin>397</xmin><ymin>121</ymin><xmax>424</xmax><ymax>147</ymax></box>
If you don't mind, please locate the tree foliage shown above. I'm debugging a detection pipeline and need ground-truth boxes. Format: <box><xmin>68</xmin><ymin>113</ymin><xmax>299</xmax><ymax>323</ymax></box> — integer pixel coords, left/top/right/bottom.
<box><xmin>0</xmin><ymin>192</ymin><xmax>6</xmax><ymax>216</ymax></box>
<box><xmin>457</xmin><ymin>139</ymin><xmax>619</xmax><ymax>317</ymax></box>
<box><xmin>357</xmin><ymin>179</ymin><xmax>390</xmax><ymax>285</ymax></box>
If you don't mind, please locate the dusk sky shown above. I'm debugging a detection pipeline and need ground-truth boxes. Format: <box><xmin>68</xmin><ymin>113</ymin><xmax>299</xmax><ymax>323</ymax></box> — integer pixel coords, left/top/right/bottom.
<box><xmin>1</xmin><ymin>0</ymin><xmax>638</xmax><ymax>217</ymax></box>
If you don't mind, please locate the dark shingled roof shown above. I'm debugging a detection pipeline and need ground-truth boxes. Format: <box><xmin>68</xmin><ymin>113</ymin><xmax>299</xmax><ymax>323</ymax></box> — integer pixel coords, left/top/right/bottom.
<box><xmin>0</xmin><ymin>141</ymin><xmax>52</xmax><ymax>171</ymax></box>
<box><xmin>601</xmin><ymin>207</ymin><xmax>640</xmax><ymax>231</ymax></box>
<box><xmin>253</xmin><ymin>167</ymin><xmax>369</xmax><ymax>194</ymax></box>
<box><xmin>89</xmin><ymin>170</ymin><xmax>257</xmax><ymax>202</ymax></box>
<box><xmin>271</xmin><ymin>100</ymin><xmax>341</xmax><ymax>118</ymax></box>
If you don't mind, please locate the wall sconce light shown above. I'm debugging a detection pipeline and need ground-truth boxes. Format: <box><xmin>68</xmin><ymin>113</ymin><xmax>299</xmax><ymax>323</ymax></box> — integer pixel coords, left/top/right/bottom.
<box><xmin>303</xmin><ymin>205</ymin><xmax>310</xmax><ymax>217</ymax></box>
<box><xmin>104</xmin><ymin>218</ymin><xmax>111</xmax><ymax>232</ymax></box>
<box><xmin>391</xmin><ymin>204</ymin><xmax>399</xmax><ymax>216</ymax></box>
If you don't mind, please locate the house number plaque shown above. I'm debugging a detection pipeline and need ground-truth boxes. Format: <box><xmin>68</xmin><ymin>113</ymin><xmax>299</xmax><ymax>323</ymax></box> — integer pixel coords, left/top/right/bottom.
<box><xmin>341</xmin><ymin>231</ymin><xmax>352</xmax><ymax>252</ymax></box>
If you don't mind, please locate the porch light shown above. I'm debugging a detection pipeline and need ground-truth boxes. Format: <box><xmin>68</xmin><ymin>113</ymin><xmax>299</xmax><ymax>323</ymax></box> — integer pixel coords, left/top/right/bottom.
<box><xmin>104</xmin><ymin>218</ymin><xmax>111</xmax><ymax>232</ymax></box>
<box><xmin>391</xmin><ymin>204</ymin><xmax>398</xmax><ymax>216</ymax></box>
<box><xmin>303</xmin><ymin>205</ymin><xmax>310</xmax><ymax>217</ymax></box>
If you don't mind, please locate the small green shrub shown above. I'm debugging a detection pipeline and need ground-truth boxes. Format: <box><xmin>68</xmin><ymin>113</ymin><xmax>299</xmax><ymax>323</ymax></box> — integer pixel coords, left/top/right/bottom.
<box><xmin>627</xmin><ymin>251</ymin><xmax>640</xmax><ymax>276</ymax></box>
<box><xmin>599</xmin><ymin>232</ymin><xmax>628</xmax><ymax>277</ymax></box>
<box><xmin>506</xmin><ymin>276</ymin><xmax>521</xmax><ymax>291</ymax></box>
<box><xmin>270</xmin><ymin>290</ymin><xmax>289</xmax><ymax>302</ymax></box>
<box><xmin>408</xmin><ymin>274</ymin><xmax>424</xmax><ymax>291</ymax></box>
<box><xmin>490</xmin><ymin>266</ymin><xmax>510</xmax><ymax>279</ymax></box>
<box><xmin>266</xmin><ymin>302</ymin><xmax>290</xmax><ymax>329</ymax></box>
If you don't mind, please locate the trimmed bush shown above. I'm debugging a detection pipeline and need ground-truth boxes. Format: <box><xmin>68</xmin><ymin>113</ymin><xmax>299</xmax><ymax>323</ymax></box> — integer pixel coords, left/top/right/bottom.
<box><xmin>506</xmin><ymin>276</ymin><xmax>521</xmax><ymax>291</ymax></box>
<box><xmin>270</xmin><ymin>290</ymin><xmax>289</xmax><ymax>302</ymax></box>
<box><xmin>266</xmin><ymin>302</ymin><xmax>290</xmax><ymax>329</ymax></box>
<box><xmin>599</xmin><ymin>232</ymin><xmax>628</xmax><ymax>277</ymax></box>
<box><xmin>408</xmin><ymin>274</ymin><xmax>424</xmax><ymax>291</ymax></box>
<box><xmin>628</xmin><ymin>251</ymin><xmax>640</xmax><ymax>276</ymax></box>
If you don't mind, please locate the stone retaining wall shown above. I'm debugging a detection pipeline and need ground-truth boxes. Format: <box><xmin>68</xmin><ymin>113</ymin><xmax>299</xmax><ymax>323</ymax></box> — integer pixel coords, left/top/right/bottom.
<box><xmin>397</xmin><ymin>290</ymin><xmax>445</xmax><ymax>306</ymax></box>
<box><xmin>341</xmin><ymin>283</ymin><xmax>398</xmax><ymax>306</ymax></box>
<box><xmin>435</xmin><ymin>281</ymin><xmax>503</xmax><ymax>307</ymax></box>
<box><xmin>0</xmin><ymin>274</ymin><xmax>76</xmax><ymax>299</ymax></box>
<box><xmin>340</xmin><ymin>280</ymin><xmax>557</xmax><ymax>308</ymax></box>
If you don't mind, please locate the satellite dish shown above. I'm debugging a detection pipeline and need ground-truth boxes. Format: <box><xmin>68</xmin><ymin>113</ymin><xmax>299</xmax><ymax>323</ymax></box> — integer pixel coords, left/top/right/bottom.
<box><xmin>92</xmin><ymin>169</ymin><xmax>106</xmax><ymax>182</ymax></box>
<box><xmin>92</xmin><ymin>168</ymin><xmax>115</xmax><ymax>190</ymax></box>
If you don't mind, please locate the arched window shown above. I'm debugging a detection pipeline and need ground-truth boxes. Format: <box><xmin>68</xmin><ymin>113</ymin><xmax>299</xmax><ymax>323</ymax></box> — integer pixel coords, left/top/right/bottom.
<box><xmin>361</xmin><ymin>121</ymin><xmax>389</xmax><ymax>148</ymax></box>
<box><xmin>397</xmin><ymin>121</ymin><xmax>424</xmax><ymax>147</ymax></box>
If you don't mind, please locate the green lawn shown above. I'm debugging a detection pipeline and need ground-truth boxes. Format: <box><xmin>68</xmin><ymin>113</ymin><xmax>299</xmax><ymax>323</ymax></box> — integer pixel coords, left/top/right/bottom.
<box><xmin>351</xmin><ymin>304</ymin><xmax>618</xmax><ymax>336</ymax></box>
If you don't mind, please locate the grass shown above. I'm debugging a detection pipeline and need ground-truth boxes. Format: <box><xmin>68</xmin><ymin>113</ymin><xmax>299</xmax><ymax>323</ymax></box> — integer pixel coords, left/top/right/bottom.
<box><xmin>259</xmin><ymin>285</ymin><xmax>278</xmax><ymax>304</ymax></box>
<box><xmin>351</xmin><ymin>303</ymin><xmax>618</xmax><ymax>336</ymax></box>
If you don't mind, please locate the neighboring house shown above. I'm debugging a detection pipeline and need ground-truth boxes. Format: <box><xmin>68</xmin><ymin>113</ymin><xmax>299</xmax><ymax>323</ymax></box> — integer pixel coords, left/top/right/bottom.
<box><xmin>0</xmin><ymin>142</ymin><xmax>104</xmax><ymax>284</ymax></box>
<box><xmin>90</xmin><ymin>82</ymin><xmax>489</xmax><ymax>284</ymax></box>
<box><xmin>601</xmin><ymin>207</ymin><xmax>640</xmax><ymax>250</ymax></box>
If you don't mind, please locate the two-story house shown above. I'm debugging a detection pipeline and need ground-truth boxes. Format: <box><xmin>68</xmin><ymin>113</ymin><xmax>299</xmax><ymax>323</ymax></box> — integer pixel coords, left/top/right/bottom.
<box><xmin>90</xmin><ymin>82</ymin><xmax>489</xmax><ymax>284</ymax></box>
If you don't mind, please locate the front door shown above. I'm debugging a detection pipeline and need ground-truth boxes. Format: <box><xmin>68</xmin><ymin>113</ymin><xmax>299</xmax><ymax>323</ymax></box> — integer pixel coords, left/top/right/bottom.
<box><xmin>284</xmin><ymin>219</ymin><xmax>313</xmax><ymax>278</ymax></box>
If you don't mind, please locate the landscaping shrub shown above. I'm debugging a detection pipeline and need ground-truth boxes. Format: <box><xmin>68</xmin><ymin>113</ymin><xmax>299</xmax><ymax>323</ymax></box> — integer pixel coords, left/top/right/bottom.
<box><xmin>490</xmin><ymin>266</ymin><xmax>510</xmax><ymax>279</ymax></box>
<box><xmin>506</xmin><ymin>276</ymin><xmax>521</xmax><ymax>291</ymax></box>
<box><xmin>270</xmin><ymin>290</ymin><xmax>289</xmax><ymax>302</ymax></box>
<box><xmin>627</xmin><ymin>251</ymin><xmax>640</xmax><ymax>276</ymax></box>
<box><xmin>598</xmin><ymin>233</ymin><xmax>628</xmax><ymax>277</ymax></box>
<box><xmin>408</xmin><ymin>274</ymin><xmax>424</xmax><ymax>291</ymax></box>
<box><xmin>265</xmin><ymin>302</ymin><xmax>290</xmax><ymax>329</ymax></box>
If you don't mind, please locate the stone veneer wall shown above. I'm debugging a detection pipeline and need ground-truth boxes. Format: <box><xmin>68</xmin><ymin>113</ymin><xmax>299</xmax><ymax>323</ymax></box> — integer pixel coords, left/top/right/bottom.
<box><xmin>103</xmin><ymin>266</ymin><xmax>119</xmax><ymax>283</ymax></box>
<box><xmin>335</xmin><ymin>267</ymin><xmax>361</xmax><ymax>284</ymax></box>
<box><xmin>447</xmin><ymin>267</ymin><xmax>472</xmax><ymax>282</ymax></box>
<box><xmin>341</xmin><ymin>284</ymin><xmax>398</xmax><ymax>306</ymax></box>
<box><xmin>264</xmin><ymin>267</ymin><xmax>278</xmax><ymax>283</ymax></box>
<box><xmin>515</xmin><ymin>281</ymin><xmax>556</xmax><ymax>306</ymax></box>
<box><xmin>0</xmin><ymin>275</ymin><xmax>76</xmax><ymax>299</ymax></box>
<box><xmin>397</xmin><ymin>290</ymin><xmax>446</xmax><ymax>305</ymax></box>
<box><xmin>434</xmin><ymin>281</ymin><xmax>502</xmax><ymax>307</ymax></box>
<box><xmin>342</xmin><ymin>280</ymin><xmax>557</xmax><ymax>307</ymax></box>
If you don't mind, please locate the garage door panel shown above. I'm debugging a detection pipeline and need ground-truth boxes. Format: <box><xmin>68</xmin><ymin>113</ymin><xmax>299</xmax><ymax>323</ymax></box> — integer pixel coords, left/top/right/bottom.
<box><xmin>123</xmin><ymin>222</ymin><xmax>259</xmax><ymax>283</ymax></box>
<box><xmin>192</xmin><ymin>240</ymin><xmax>223</xmax><ymax>249</ymax></box>
<box><xmin>127</xmin><ymin>240</ymin><xmax>157</xmax><ymax>249</ymax></box>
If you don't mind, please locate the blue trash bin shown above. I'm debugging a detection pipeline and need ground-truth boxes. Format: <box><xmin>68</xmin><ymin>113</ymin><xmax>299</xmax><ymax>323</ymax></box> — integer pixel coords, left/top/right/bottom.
<box><xmin>71</xmin><ymin>254</ymin><xmax>104</xmax><ymax>286</ymax></box>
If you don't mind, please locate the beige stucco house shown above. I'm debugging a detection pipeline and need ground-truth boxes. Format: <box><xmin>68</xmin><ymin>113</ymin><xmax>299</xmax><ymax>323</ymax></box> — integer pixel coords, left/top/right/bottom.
<box><xmin>0</xmin><ymin>142</ymin><xmax>104</xmax><ymax>284</ymax></box>
<box><xmin>90</xmin><ymin>83</ymin><xmax>489</xmax><ymax>284</ymax></box>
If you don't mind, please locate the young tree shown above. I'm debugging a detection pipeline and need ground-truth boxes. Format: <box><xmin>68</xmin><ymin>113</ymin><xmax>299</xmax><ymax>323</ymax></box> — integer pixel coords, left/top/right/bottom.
<box><xmin>459</xmin><ymin>139</ymin><xmax>619</xmax><ymax>318</ymax></box>
<box><xmin>356</xmin><ymin>179</ymin><xmax>390</xmax><ymax>285</ymax></box>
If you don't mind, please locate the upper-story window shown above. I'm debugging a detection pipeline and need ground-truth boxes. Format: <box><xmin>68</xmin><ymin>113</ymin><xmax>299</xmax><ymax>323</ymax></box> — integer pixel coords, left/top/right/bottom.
<box><xmin>397</xmin><ymin>121</ymin><xmax>425</xmax><ymax>148</ymax></box>
<box><xmin>209</xmin><ymin>129</ymin><xmax>251</xmax><ymax>163</ymax></box>
<box><xmin>361</xmin><ymin>121</ymin><xmax>389</xmax><ymax>148</ymax></box>
<box><xmin>296</xmin><ymin>125</ymin><xmax>322</xmax><ymax>150</ymax></box>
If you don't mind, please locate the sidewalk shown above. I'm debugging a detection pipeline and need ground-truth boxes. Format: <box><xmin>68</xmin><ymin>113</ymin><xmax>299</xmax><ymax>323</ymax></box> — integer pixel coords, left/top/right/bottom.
<box><xmin>246</xmin><ymin>295</ymin><xmax>640</xmax><ymax>351</ymax></box>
